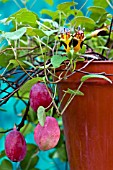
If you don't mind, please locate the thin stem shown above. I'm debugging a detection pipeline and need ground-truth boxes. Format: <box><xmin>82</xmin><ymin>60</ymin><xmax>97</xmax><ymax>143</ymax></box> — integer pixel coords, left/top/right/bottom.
<box><xmin>60</xmin><ymin>82</ymin><xmax>83</xmax><ymax>115</ymax></box>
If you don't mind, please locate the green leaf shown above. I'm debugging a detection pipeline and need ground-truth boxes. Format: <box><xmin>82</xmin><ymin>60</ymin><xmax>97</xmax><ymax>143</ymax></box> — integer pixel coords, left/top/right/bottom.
<box><xmin>71</xmin><ymin>16</ymin><xmax>95</xmax><ymax>31</ymax></box>
<box><xmin>88</xmin><ymin>6</ymin><xmax>106</xmax><ymax>14</ymax></box>
<box><xmin>0</xmin><ymin>128</ymin><xmax>5</xmax><ymax>139</ymax></box>
<box><xmin>26</xmin><ymin>28</ymin><xmax>46</xmax><ymax>37</ymax></box>
<box><xmin>93</xmin><ymin>0</ymin><xmax>109</xmax><ymax>8</ymax></box>
<box><xmin>3</xmin><ymin>27</ymin><xmax>27</xmax><ymax>40</ymax></box>
<box><xmin>51</xmin><ymin>55</ymin><xmax>67</xmax><ymax>68</ymax></box>
<box><xmin>44</xmin><ymin>0</ymin><xmax>53</xmax><ymax>5</ymax></box>
<box><xmin>0</xmin><ymin>53</ymin><xmax>14</xmax><ymax>68</ymax></box>
<box><xmin>19</xmin><ymin>77</ymin><xmax>43</xmax><ymax>94</ymax></box>
<box><xmin>0</xmin><ymin>108</ymin><xmax>6</xmax><ymax>112</ymax></box>
<box><xmin>40</xmin><ymin>9</ymin><xmax>59</xmax><ymax>20</ymax></box>
<box><xmin>57</xmin><ymin>2</ymin><xmax>77</xmax><ymax>11</ymax></box>
<box><xmin>0</xmin><ymin>159</ymin><xmax>13</xmax><ymax>170</ymax></box>
<box><xmin>37</xmin><ymin>106</ymin><xmax>46</xmax><ymax>127</ymax></box>
<box><xmin>96</xmin><ymin>13</ymin><xmax>108</xmax><ymax>25</ymax></box>
<box><xmin>64</xmin><ymin>88</ymin><xmax>84</xmax><ymax>96</ymax></box>
<box><xmin>49</xmin><ymin>144</ymin><xmax>67</xmax><ymax>162</ymax></box>
<box><xmin>8</xmin><ymin>8</ymin><xmax>38</xmax><ymax>26</ymax></box>
<box><xmin>9</xmin><ymin>59</ymin><xmax>26</xmax><ymax>68</ymax></box>
<box><xmin>21</xmin><ymin>147</ymin><xmax>39</xmax><ymax>170</ymax></box>
<box><xmin>20</xmin><ymin>123</ymin><xmax>34</xmax><ymax>136</ymax></box>
<box><xmin>81</xmin><ymin>74</ymin><xmax>112</xmax><ymax>84</ymax></box>
<box><xmin>27</xmin><ymin>144</ymin><xmax>37</xmax><ymax>151</ymax></box>
<box><xmin>0</xmin><ymin>150</ymin><xmax>6</xmax><ymax>158</ymax></box>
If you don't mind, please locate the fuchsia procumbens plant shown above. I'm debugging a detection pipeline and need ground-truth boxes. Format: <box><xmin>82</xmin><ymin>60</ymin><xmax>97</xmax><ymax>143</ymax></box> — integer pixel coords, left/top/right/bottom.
<box><xmin>5</xmin><ymin>128</ymin><xmax>27</xmax><ymax>162</ymax></box>
<box><xmin>34</xmin><ymin>116</ymin><xmax>60</xmax><ymax>150</ymax></box>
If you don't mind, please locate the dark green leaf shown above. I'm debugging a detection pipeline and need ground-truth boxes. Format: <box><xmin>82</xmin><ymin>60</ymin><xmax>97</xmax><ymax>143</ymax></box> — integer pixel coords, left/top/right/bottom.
<box><xmin>20</xmin><ymin>151</ymin><xmax>39</xmax><ymax>170</ymax></box>
<box><xmin>28</xmin><ymin>107</ymin><xmax>37</xmax><ymax>123</ymax></box>
<box><xmin>49</xmin><ymin>144</ymin><xmax>67</xmax><ymax>162</ymax></box>
<box><xmin>19</xmin><ymin>77</ymin><xmax>44</xmax><ymax>94</ymax></box>
<box><xmin>37</xmin><ymin>106</ymin><xmax>46</xmax><ymax>127</ymax></box>
<box><xmin>27</xmin><ymin>144</ymin><xmax>37</xmax><ymax>151</ymax></box>
<box><xmin>0</xmin><ymin>150</ymin><xmax>6</xmax><ymax>158</ymax></box>
<box><xmin>51</xmin><ymin>55</ymin><xmax>67</xmax><ymax>68</ymax></box>
<box><xmin>0</xmin><ymin>53</ymin><xmax>14</xmax><ymax>68</ymax></box>
<box><xmin>64</xmin><ymin>88</ymin><xmax>84</xmax><ymax>96</ymax></box>
<box><xmin>3</xmin><ymin>27</ymin><xmax>27</xmax><ymax>40</ymax></box>
<box><xmin>0</xmin><ymin>159</ymin><xmax>13</xmax><ymax>170</ymax></box>
<box><xmin>81</xmin><ymin>74</ymin><xmax>112</xmax><ymax>83</ymax></box>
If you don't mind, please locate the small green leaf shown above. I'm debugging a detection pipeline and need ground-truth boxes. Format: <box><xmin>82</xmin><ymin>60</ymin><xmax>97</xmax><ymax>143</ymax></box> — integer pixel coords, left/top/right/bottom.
<box><xmin>20</xmin><ymin>77</ymin><xmax>43</xmax><ymax>94</ymax></box>
<box><xmin>64</xmin><ymin>88</ymin><xmax>84</xmax><ymax>96</ymax></box>
<box><xmin>81</xmin><ymin>74</ymin><xmax>112</xmax><ymax>84</ymax></box>
<box><xmin>44</xmin><ymin>0</ymin><xmax>54</xmax><ymax>5</ymax></box>
<box><xmin>3</xmin><ymin>27</ymin><xmax>27</xmax><ymax>40</ymax></box>
<box><xmin>37</xmin><ymin>106</ymin><xmax>46</xmax><ymax>127</ymax></box>
<box><xmin>51</xmin><ymin>55</ymin><xmax>67</xmax><ymax>68</ymax></box>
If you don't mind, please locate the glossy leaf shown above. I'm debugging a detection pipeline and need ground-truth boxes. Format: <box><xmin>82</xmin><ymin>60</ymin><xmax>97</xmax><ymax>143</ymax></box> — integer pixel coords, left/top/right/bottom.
<box><xmin>51</xmin><ymin>55</ymin><xmax>67</xmax><ymax>68</ymax></box>
<box><xmin>37</xmin><ymin>106</ymin><xmax>46</xmax><ymax>126</ymax></box>
<box><xmin>81</xmin><ymin>74</ymin><xmax>112</xmax><ymax>84</ymax></box>
<box><xmin>3</xmin><ymin>27</ymin><xmax>27</xmax><ymax>40</ymax></box>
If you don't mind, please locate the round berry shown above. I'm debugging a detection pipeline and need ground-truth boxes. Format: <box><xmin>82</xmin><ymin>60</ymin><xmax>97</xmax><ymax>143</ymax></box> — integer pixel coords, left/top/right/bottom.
<box><xmin>30</xmin><ymin>82</ymin><xmax>52</xmax><ymax>112</ymax></box>
<box><xmin>5</xmin><ymin>129</ymin><xmax>27</xmax><ymax>162</ymax></box>
<box><xmin>34</xmin><ymin>116</ymin><xmax>60</xmax><ymax>150</ymax></box>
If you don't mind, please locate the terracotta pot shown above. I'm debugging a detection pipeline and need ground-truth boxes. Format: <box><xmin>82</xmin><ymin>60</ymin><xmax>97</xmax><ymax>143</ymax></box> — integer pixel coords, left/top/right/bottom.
<box><xmin>56</xmin><ymin>61</ymin><xmax>113</xmax><ymax>170</ymax></box>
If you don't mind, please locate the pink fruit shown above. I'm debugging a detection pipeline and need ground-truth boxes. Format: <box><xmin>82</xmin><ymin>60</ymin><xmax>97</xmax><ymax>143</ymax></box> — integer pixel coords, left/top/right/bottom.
<box><xmin>5</xmin><ymin>129</ymin><xmax>27</xmax><ymax>162</ymax></box>
<box><xmin>34</xmin><ymin>116</ymin><xmax>60</xmax><ymax>150</ymax></box>
<box><xmin>30</xmin><ymin>82</ymin><xmax>52</xmax><ymax>112</ymax></box>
